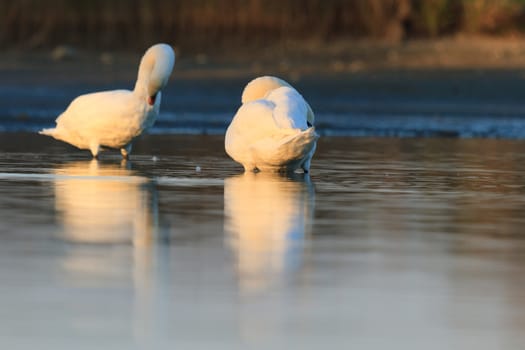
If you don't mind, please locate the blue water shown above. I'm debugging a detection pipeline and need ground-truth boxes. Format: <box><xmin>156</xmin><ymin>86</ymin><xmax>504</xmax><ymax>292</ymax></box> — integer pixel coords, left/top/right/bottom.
<box><xmin>2</xmin><ymin>136</ymin><xmax>525</xmax><ymax>349</ymax></box>
<box><xmin>3</xmin><ymin>69</ymin><xmax>525</xmax><ymax>138</ymax></box>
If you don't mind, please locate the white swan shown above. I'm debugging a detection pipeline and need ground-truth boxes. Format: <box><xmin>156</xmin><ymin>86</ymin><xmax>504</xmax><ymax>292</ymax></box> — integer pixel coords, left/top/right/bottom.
<box><xmin>225</xmin><ymin>76</ymin><xmax>319</xmax><ymax>173</ymax></box>
<box><xmin>39</xmin><ymin>43</ymin><xmax>175</xmax><ymax>158</ymax></box>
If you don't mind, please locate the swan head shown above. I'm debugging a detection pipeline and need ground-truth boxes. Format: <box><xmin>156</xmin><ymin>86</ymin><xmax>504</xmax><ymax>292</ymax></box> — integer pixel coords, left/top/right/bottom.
<box><xmin>241</xmin><ymin>76</ymin><xmax>292</xmax><ymax>104</ymax></box>
<box><xmin>242</xmin><ymin>76</ymin><xmax>315</xmax><ymax>126</ymax></box>
<box><xmin>135</xmin><ymin>43</ymin><xmax>175</xmax><ymax>105</ymax></box>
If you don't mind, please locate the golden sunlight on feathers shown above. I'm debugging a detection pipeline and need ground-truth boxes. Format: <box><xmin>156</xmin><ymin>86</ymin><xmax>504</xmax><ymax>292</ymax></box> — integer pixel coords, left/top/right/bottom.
<box><xmin>39</xmin><ymin>44</ymin><xmax>175</xmax><ymax>158</ymax></box>
<box><xmin>225</xmin><ymin>76</ymin><xmax>319</xmax><ymax>173</ymax></box>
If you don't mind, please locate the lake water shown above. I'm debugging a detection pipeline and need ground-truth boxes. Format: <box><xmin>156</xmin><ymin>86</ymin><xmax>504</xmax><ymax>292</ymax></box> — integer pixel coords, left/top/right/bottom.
<box><xmin>3</xmin><ymin>61</ymin><xmax>525</xmax><ymax>348</ymax></box>
<box><xmin>1</xmin><ymin>135</ymin><xmax>525</xmax><ymax>349</ymax></box>
<box><xmin>4</xmin><ymin>66</ymin><xmax>525</xmax><ymax>138</ymax></box>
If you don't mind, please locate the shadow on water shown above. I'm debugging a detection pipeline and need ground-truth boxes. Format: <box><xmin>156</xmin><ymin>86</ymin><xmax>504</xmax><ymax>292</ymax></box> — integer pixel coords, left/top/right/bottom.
<box><xmin>224</xmin><ymin>172</ymin><xmax>315</xmax><ymax>294</ymax></box>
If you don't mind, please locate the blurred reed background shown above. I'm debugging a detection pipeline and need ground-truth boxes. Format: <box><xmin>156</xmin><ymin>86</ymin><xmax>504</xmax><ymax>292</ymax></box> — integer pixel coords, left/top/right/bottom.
<box><xmin>2</xmin><ymin>0</ymin><xmax>525</xmax><ymax>52</ymax></box>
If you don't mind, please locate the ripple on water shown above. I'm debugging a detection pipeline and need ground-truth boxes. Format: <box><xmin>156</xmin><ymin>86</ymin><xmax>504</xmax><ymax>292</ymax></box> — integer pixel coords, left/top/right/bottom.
<box><xmin>1</xmin><ymin>135</ymin><xmax>525</xmax><ymax>348</ymax></box>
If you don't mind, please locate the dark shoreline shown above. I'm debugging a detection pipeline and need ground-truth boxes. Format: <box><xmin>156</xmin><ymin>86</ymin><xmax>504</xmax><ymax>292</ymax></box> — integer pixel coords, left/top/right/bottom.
<box><xmin>4</xmin><ymin>38</ymin><xmax>525</xmax><ymax>139</ymax></box>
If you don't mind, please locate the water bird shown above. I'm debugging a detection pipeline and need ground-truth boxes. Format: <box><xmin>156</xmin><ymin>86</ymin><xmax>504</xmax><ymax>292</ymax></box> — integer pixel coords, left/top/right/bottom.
<box><xmin>39</xmin><ymin>43</ymin><xmax>175</xmax><ymax>159</ymax></box>
<box><xmin>225</xmin><ymin>76</ymin><xmax>318</xmax><ymax>173</ymax></box>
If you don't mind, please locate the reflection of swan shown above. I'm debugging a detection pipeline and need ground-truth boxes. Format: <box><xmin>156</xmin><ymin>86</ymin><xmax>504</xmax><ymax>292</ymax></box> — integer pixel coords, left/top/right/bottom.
<box><xmin>224</xmin><ymin>172</ymin><xmax>315</xmax><ymax>294</ymax></box>
<box><xmin>225</xmin><ymin>76</ymin><xmax>319</xmax><ymax>172</ymax></box>
<box><xmin>51</xmin><ymin>160</ymin><xmax>166</xmax><ymax>343</ymax></box>
<box><xmin>40</xmin><ymin>43</ymin><xmax>175</xmax><ymax>158</ymax></box>
<box><xmin>53</xmin><ymin>160</ymin><xmax>157</xmax><ymax>245</ymax></box>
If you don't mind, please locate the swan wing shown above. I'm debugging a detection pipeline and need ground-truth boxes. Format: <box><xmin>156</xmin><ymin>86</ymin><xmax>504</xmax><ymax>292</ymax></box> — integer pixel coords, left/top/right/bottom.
<box><xmin>225</xmin><ymin>100</ymin><xmax>280</xmax><ymax>162</ymax></box>
<box><xmin>250</xmin><ymin>127</ymin><xmax>319</xmax><ymax>169</ymax></box>
<box><xmin>266</xmin><ymin>86</ymin><xmax>309</xmax><ymax>130</ymax></box>
<box><xmin>54</xmin><ymin>90</ymin><xmax>146</xmax><ymax>148</ymax></box>
<box><xmin>56</xmin><ymin>90</ymin><xmax>140</xmax><ymax>130</ymax></box>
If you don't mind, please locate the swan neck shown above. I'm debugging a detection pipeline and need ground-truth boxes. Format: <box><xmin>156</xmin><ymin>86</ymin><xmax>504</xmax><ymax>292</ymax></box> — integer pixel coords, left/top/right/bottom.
<box><xmin>133</xmin><ymin>44</ymin><xmax>175</xmax><ymax>99</ymax></box>
<box><xmin>134</xmin><ymin>55</ymin><xmax>153</xmax><ymax>96</ymax></box>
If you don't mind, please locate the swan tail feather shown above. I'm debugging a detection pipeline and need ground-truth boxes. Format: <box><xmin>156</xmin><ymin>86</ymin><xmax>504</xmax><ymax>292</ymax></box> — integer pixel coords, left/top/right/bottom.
<box><xmin>280</xmin><ymin>127</ymin><xmax>318</xmax><ymax>148</ymax></box>
<box><xmin>39</xmin><ymin>128</ymin><xmax>58</xmax><ymax>137</ymax></box>
<box><xmin>252</xmin><ymin>127</ymin><xmax>319</xmax><ymax>169</ymax></box>
<box><xmin>39</xmin><ymin>127</ymin><xmax>68</xmax><ymax>143</ymax></box>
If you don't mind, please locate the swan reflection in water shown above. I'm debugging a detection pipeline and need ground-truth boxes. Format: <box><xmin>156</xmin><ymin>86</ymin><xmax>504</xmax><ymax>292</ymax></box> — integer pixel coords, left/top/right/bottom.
<box><xmin>52</xmin><ymin>160</ymin><xmax>157</xmax><ymax>245</ymax></box>
<box><xmin>51</xmin><ymin>160</ymin><xmax>166</xmax><ymax>342</ymax></box>
<box><xmin>224</xmin><ymin>172</ymin><xmax>315</xmax><ymax>294</ymax></box>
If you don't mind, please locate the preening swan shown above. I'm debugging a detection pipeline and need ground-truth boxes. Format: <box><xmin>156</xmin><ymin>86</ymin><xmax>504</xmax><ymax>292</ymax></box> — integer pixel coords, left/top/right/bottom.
<box><xmin>39</xmin><ymin>43</ymin><xmax>175</xmax><ymax>158</ymax></box>
<box><xmin>225</xmin><ymin>76</ymin><xmax>319</xmax><ymax>173</ymax></box>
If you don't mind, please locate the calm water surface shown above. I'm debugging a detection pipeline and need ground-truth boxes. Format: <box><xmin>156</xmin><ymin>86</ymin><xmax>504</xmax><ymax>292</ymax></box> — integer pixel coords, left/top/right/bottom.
<box><xmin>1</xmin><ymin>135</ymin><xmax>525</xmax><ymax>349</ymax></box>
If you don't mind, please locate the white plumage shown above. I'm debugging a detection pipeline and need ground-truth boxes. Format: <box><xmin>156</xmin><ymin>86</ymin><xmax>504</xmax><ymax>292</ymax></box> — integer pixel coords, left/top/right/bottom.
<box><xmin>225</xmin><ymin>76</ymin><xmax>319</xmax><ymax>173</ymax></box>
<box><xmin>39</xmin><ymin>43</ymin><xmax>175</xmax><ymax>158</ymax></box>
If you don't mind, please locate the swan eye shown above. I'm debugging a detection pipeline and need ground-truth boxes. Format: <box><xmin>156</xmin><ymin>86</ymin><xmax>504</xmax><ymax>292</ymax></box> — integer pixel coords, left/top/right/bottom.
<box><xmin>147</xmin><ymin>93</ymin><xmax>157</xmax><ymax>106</ymax></box>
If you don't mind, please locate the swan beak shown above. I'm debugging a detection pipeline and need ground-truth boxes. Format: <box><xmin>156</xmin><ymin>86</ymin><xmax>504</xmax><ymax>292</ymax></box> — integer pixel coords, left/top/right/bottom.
<box><xmin>147</xmin><ymin>95</ymin><xmax>156</xmax><ymax>106</ymax></box>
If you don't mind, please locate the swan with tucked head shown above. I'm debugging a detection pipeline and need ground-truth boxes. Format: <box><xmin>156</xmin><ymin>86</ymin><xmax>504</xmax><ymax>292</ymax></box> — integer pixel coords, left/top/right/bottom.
<box><xmin>225</xmin><ymin>76</ymin><xmax>318</xmax><ymax>173</ymax></box>
<box><xmin>40</xmin><ymin>43</ymin><xmax>175</xmax><ymax>158</ymax></box>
